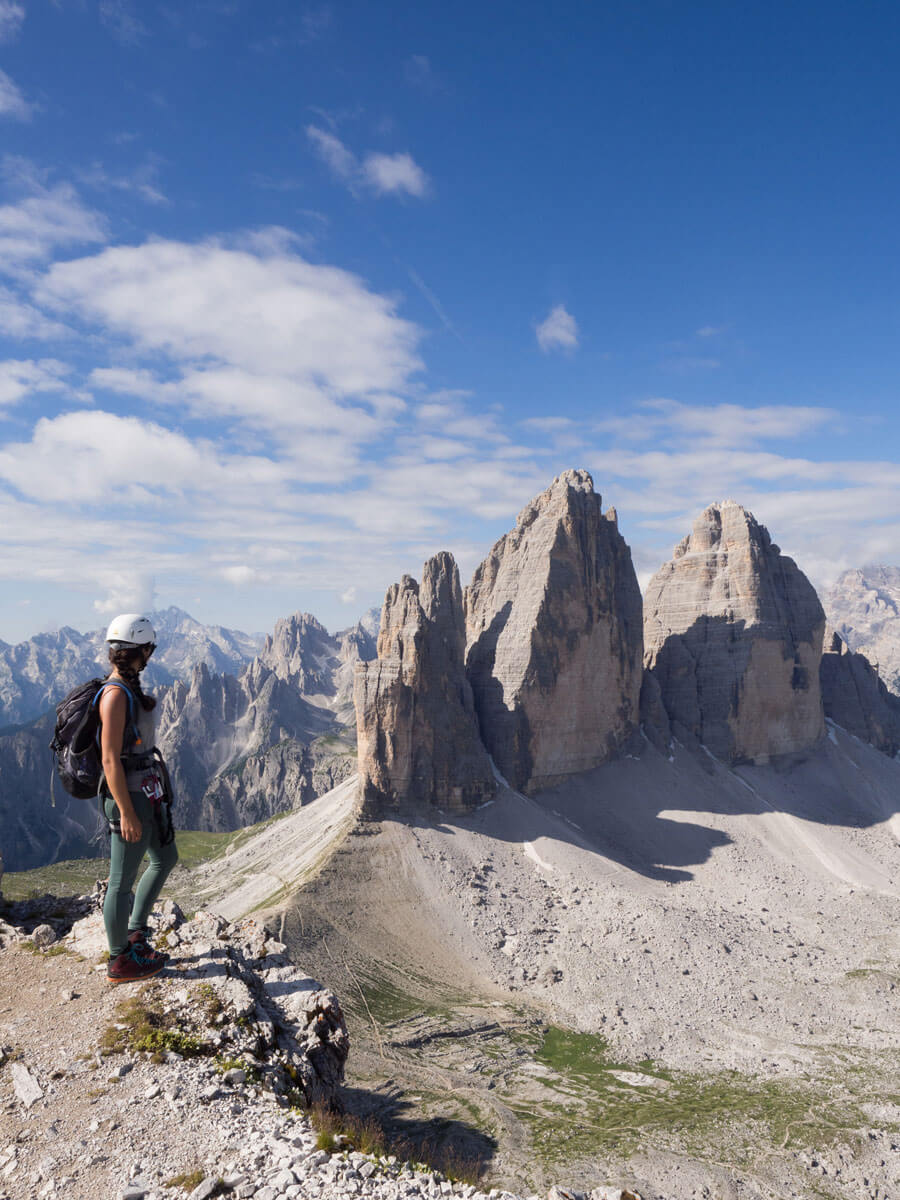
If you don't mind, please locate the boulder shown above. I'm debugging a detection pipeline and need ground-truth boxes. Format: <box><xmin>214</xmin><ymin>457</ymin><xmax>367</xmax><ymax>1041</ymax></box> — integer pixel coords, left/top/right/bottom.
<box><xmin>820</xmin><ymin>627</ymin><xmax>900</xmax><ymax>756</ymax></box>
<box><xmin>644</xmin><ymin>501</ymin><xmax>826</xmax><ymax>764</ymax></box>
<box><xmin>464</xmin><ymin>469</ymin><xmax>643</xmax><ymax>793</ymax></box>
<box><xmin>354</xmin><ymin>551</ymin><xmax>496</xmax><ymax>814</ymax></box>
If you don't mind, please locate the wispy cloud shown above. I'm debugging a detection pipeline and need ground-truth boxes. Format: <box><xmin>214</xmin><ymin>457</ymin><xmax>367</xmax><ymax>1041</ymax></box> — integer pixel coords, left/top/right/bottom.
<box><xmin>362</xmin><ymin>151</ymin><xmax>429</xmax><ymax>197</ymax></box>
<box><xmin>595</xmin><ymin>398</ymin><xmax>839</xmax><ymax>448</ymax></box>
<box><xmin>0</xmin><ymin>286</ymin><xmax>69</xmax><ymax>339</ymax></box>
<box><xmin>0</xmin><ymin>2</ymin><xmax>24</xmax><ymax>43</ymax></box>
<box><xmin>0</xmin><ymin>160</ymin><xmax>108</xmax><ymax>268</ymax></box>
<box><xmin>78</xmin><ymin>156</ymin><xmax>168</xmax><ymax>206</ymax></box>
<box><xmin>306</xmin><ymin>125</ymin><xmax>431</xmax><ymax>198</ymax></box>
<box><xmin>522</xmin><ymin>416</ymin><xmax>574</xmax><ymax>432</ymax></box>
<box><xmin>0</xmin><ymin>69</ymin><xmax>31</xmax><ymax>120</ymax></box>
<box><xmin>536</xmin><ymin>304</ymin><xmax>579</xmax><ymax>353</ymax></box>
<box><xmin>99</xmin><ymin>0</ymin><xmax>148</xmax><ymax>45</ymax></box>
<box><xmin>0</xmin><ymin>359</ymin><xmax>71</xmax><ymax>408</ymax></box>
<box><xmin>403</xmin><ymin>54</ymin><xmax>445</xmax><ymax>93</ymax></box>
<box><xmin>662</xmin><ymin>354</ymin><xmax>720</xmax><ymax>372</ymax></box>
<box><xmin>406</xmin><ymin>267</ymin><xmax>458</xmax><ymax>336</ymax></box>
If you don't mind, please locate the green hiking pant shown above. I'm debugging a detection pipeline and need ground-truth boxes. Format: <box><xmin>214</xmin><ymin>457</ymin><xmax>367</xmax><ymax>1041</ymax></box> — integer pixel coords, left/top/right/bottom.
<box><xmin>103</xmin><ymin>787</ymin><xmax>178</xmax><ymax>957</ymax></box>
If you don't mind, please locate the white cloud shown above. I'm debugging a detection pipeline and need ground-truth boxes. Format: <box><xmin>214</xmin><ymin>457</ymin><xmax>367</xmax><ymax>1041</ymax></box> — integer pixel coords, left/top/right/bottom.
<box><xmin>0</xmin><ymin>410</ymin><xmax>287</xmax><ymax>503</ymax></box>
<box><xmin>0</xmin><ymin>359</ymin><xmax>70</xmax><ymax>407</ymax></box>
<box><xmin>536</xmin><ymin>304</ymin><xmax>579</xmax><ymax>353</ymax></box>
<box><xmin>696</xmin><ymin>324</ymin><xmax>724</xmax><ymax>337</ymax></box>
<box><xmin>221</xmin><ymin>564</ymin><xmax>256</xmax><ymax>585</ymax></box>
<box><xmin>93</xmin><ymin>573</ymin><xmax>156</xmax><ymax>618</ymax></box>
<box><xmin>307</xmin><ymin>126</ymin><xmax>431</xmax><ymax>199</ymax></box>
<box><xmin>0</xmin><ymin>286</ymin><xmax>69</xmax><ymax>339</ymax></box>
<box><xmin>340</xmin><ymin>585</ymin><xmax>357</xmax><ymax>604</ymax></box>
<box><xmin>0</xmin><ymin>69</ymin><xmax>30</xmax><ymax>120</ymax></box>
<box><xmin>0</xmin><ymin>2</ymin><xmax>24</xmax><ymax>42</ymax></box>
<box><xmin>0</xmin><ymin>163</ymin><xmax>107</xmax><ymax>267</ymax></box>
<box><xmin>362</xmin><ymin>152</ymin><xmax>429</xmax><ymax>197</ymax></box>
<box><xmin>39</xmin><ymin>237</ymin><xmax>422</xmax><ymax>397</ymax></box>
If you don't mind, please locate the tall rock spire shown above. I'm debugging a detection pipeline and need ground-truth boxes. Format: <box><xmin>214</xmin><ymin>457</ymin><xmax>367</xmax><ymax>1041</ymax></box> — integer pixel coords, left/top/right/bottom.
<box><xmin>354</xmin><ymin>552</ymin><xmax>496</xmax><ymax>814</ymax></box>
<box><xmin>644</xmin><ymin>500</ymin><xmax>826</xmax><ymax>763</ymax></box>
<box><xmin>464</xmin><ymin>469</ymin><xmax>643</xmax><ymax>793</ymax></box>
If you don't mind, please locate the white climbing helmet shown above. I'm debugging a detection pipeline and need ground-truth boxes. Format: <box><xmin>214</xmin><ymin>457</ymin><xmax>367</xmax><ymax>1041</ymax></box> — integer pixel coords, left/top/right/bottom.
<box><xmin>105</xmin><ymin>613</ymin><xmax>156</xmax><ymax>647</ymax></box>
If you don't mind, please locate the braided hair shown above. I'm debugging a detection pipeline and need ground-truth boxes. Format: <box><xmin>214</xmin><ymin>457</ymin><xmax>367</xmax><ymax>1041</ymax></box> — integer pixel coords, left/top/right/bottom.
<box><xmin>107</xmin><ymin>645</ymin><xmax>157</xmax><ymax>711</ymax></box>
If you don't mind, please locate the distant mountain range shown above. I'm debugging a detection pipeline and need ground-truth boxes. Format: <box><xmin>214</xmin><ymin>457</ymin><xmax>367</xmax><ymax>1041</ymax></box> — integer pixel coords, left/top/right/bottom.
<box><xmin>0</xmin><ymin>606</ymin><xmax>265</xmax><ymax>729</ymax></box>
<box><xmin>0</xmin><ymin>607</ymin><xmax>378</xmax><ymax>871</ymax></box>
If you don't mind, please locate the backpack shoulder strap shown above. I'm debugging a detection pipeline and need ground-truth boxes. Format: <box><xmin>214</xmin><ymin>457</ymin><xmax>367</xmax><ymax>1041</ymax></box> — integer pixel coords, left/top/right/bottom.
<box><xmin>93</xmin><ymin>679</ymin><xmax>135</xmax><ymax>715</ymax></box>
<box><xmin>93</xmin><ymin>680</ymin><xmax>140</xmax><ymax>746</ymax></box>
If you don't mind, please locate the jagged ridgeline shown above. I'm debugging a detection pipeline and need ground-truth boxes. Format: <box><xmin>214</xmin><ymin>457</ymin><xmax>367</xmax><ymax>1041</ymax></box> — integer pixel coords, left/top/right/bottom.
<box><xmin>0</xmin><ymin>611</ymin><xmax>377</xmax><ymax>871</ymax></box>
<box><xmin>3</xmin><ymin>470</ymin><xmax>900</xmax><ymax>870</ymax></box>
<box><xmin>355</xmin><ymin>470</ymin><xmax>900</xmax><ymax>814</ymax></box>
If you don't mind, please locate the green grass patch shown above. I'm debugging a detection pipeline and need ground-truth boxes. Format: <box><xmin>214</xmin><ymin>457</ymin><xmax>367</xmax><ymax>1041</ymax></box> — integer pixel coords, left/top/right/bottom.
<box><xmin>845</xmin><ymin>967</ymin><xmax>900</xmax><ymax>984</ymax></box>
<box><xmin>164</xmin><ymin>1169</ymin><xmax>207</xmax><ymax>1193</ymax></box>
<box><xmin>101</xmin><ymin>989</ymin><xmax>208</xmax><ymax>1063</ymax></box>
<box><xmin>507</xmin><ymin>1024</ymin><xmax>874</xmax><ymax>1167</ymax></box>
<box><xmin>2</xmin><ymin>856</ymin><xmax>109</xmax><ymax>901</ymax></box>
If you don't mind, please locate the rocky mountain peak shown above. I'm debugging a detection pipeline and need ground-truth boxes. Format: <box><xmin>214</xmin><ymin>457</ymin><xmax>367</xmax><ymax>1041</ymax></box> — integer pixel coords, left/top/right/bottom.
<box><xmin>644</xmin><ymin>501</ymin><xmax>826</xmax><ymax>763</ymax></box>
<box><xmin>465</xmin><ymin>469</ymin><xmax>644</xmax><ymax>793</ymax></box>
<box><xmin>513</xmin><ymin>467</ymin><xmax>595</xmax><ymax>533</ymax></box>
<box><xmin>355</xmin><ymin>552</ymin><xmax>495</xmax><ymax>814</ymax></box>
<box><xmin>259</xmin><ymin>612</ymin><xmax>337</xmax><ymax>691</ymax></box>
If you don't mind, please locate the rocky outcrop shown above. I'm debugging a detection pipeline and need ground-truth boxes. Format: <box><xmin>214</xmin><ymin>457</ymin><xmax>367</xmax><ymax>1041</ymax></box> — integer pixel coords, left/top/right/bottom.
<box><xmin>464</xmin><ymin>470</ymin><xmax>643</xmax><ymax>793</ymax></box>
<box><xmin>644</xmin><ymin>501</ymin><xmax>826</xmax><ymax>764</ymax></box>
<box><xmin>355</xmin><ymin>552</ymin><xmax>496</xmax><ymax>814</ymax></box>
<box><xmin>820</xmin><ymin>627</ymin><xmax>900</xmax><ymax>757</ymax></box>
<box><xmin>258</xmin><ymin>612</ymin><xmax>338</xmax><ymax>693</ymax></box>
<box><xmin>825</xmin><ymin>566</ymin><xmax>900</xmax><ymax>697</ymax></box>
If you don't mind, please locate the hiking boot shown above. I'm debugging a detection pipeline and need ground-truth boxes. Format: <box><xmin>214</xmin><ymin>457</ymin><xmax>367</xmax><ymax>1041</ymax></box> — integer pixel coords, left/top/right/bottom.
<box><xmin>107</xmin><ymin>944</ymin><xmax>167</xmax><ymax>984</ymax></box>
<box><xmin>127</xmin><ymin>927</ymin><xmax>168</xmax><ymax>964</ymax></box>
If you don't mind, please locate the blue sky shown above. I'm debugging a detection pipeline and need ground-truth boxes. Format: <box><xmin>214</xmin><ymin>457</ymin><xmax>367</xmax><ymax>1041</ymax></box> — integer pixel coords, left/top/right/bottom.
<box><xmin>1</xmin><ymin>0</ymin><xmax>899</xmax><ymax>643</ymax></box>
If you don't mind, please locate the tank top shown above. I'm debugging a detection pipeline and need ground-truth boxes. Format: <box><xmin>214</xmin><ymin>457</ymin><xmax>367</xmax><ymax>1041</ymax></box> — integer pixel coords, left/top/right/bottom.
<box><xmin>124</xmin><ymin>700</ymin><xmax>158</xmax><ymax>789</ymax></box>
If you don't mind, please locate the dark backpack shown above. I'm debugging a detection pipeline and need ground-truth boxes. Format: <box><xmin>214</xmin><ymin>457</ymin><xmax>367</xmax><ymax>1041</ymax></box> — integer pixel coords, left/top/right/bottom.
<box><xmin>49</xmin><ymin>678</ymin><xmax>136</xmax><ymax>800</ymax></box>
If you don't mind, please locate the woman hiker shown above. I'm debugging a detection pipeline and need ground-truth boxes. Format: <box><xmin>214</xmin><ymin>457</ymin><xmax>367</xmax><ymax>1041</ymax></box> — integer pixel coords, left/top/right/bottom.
<box><xmin>99</xmin><ymin>613</ymin><xmax>178</xmax><ymax>983</ymax></box>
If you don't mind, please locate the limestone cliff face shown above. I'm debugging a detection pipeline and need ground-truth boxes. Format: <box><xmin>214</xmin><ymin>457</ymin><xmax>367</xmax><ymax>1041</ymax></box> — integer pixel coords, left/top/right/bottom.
<box><xmin>644</xmin><ymin>501</ymin><xmax>826</xmax><ymax>763</ymax></box>
<box><xmin>464</xmin><ymin>470</ymin><xmax>644</xmax><ymax>793</ymax></box>
<box><xmin>820</xmin><ymin>627</ymin><xmax>900</xmax><ymax>757</ymax></box>
<box><xmin>354</xmin><ymin>552</ymin><xmax>496</xmax><ymax>814</ymax></box>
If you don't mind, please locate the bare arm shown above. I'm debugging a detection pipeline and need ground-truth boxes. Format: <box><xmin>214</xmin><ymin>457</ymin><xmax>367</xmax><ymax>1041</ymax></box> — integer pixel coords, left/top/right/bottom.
<box><xmin>99</xmin><ymin>687</ymin><xmax>141</xmax><ymax>844</ymax></box>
